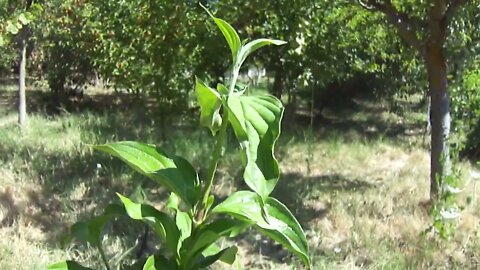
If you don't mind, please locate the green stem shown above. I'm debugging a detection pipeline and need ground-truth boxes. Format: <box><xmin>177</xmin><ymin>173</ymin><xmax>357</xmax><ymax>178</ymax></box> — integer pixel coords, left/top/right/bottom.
<box><xmin>229</xmin><ymin>65</ymin><xmax>240</xmax><ymax>94</ymax></box>
<box><xmin>198</xmin><ymin>107</ymin><xmax>229</xmax><ymax>219</ymax></box>
<box><xmin>98</xmin><ymin>245</ymin><xmax>111</xmax><ymax>270</ymax></box>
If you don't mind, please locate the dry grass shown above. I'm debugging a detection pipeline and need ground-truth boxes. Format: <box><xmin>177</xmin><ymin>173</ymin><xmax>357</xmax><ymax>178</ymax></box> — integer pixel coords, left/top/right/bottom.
<box><xmin>0</xmin><ymin>89</ymin><xmax>479</xmax><ymax>269</ymax></box>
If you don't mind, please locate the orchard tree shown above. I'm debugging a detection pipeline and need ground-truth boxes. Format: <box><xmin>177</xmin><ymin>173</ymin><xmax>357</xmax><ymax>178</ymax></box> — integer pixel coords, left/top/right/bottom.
<box><xmin>88</xmin><ymin>1</ymin><xmax>206</xmax><ymax>116</ymax></box>
<box><xmin>0</xmin><ymin>0</ymin><xmax>42</xmax><ymax>127</ymax></box>
<box><xmin>447</xmin><ymin>4</ymin><xmax>480</xmax><ymax>156</ymax></box>
<box><xmin>356</xmin><ymin>0</ymin><xmax>475</xmax><ymax>200</ymax></box>
<box><xmin>37</xmin><ymin>0</ymin><xmax>96</xmax><ymax>102</ymax></box>
<box><xmin>297</xmin><ymin>2</ymin><xmax>419</xmax><ymax>104</ymax></box>
<box><xmin>210</xmin><ymin>1</ymin><xmax>418</xmax><ymax>105</ymax></box>
<box><xmin>37</xmin><ymin>0</ymin><xmax>248</xmax><ymax>118</ymax></box>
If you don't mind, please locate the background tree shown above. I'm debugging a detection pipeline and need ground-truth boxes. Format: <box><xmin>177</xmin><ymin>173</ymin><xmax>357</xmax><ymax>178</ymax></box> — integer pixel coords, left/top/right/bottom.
<box><xmin>36</xmin><ymin>0</ymin><xmax>95</xmax><ymax>106</ymax></box>
<box><xmin>208</xmin><ymin>2</ymin><xmax>418</xmax><ymax>145</ymax></box>
<box><xmin>0</xmin><ymin>0</ymin><xmax>41</xmax><ymax>127</ymax></box>
<box><xmin>356</xmin><ymin>0</ymin><xmax>476</xmax><ymax>200</ymax></box>
<box><xmin>447</xmin><ymin>4</ymin><xmax>480</xmax><ymax>157</ymax></box>
<box><xmin>87</xmin><ymin>1</ymin><xmax>206</xmax><ymax>122</ymax></box>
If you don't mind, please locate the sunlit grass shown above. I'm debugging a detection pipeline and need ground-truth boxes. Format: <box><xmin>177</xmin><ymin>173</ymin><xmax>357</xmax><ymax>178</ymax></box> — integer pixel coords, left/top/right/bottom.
<box><xmin>0</xmin><ymin>91</ymin><xmax>479</xmax><ymax>269</ymax></box>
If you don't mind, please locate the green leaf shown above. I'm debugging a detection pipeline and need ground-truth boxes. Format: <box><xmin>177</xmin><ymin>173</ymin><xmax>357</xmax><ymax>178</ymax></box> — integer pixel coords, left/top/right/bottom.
<box><xmin>201</xmin><ymin>243</ymin><xmax>222</xmax><ymax>257</ymax></box>
<box><xmin>217</xmin><ymin>83</ymin><xmax>229</xmax><ymax>96</ymax></box>
<box><xmin>94</xmin><ymin>141</ymin><xmax>200</xmax><ymax>208</ymax></box>
<box><xmin>71</xmin><ymin>220</ymin><xmax>101</xmax><ymax>247</ymax></box>
<box><xmin>195</xmin><ymin>77</ymin><xmax>222</xmax><ymax>135</ymax></box>
<box><xmin>227</xmin><ymin>95</ymin><xmax>284</xmax><ymax>199</ymax></box>
<box><xmin>104</xmin><ymin>203</ymin><xmax>128</xmax><ymax>216</ymax></box>
<box><xmin>166</xmin><ymin>193</ymin><xmax>193</xmax><ymax>255</ymax></box>
<box><xmin>205</xmin><ymin>194</ymin><xmax>215</xmax><ymax>214</ymax></box>
<box><xmin>5</xmin><ymin>21</ymin><xmax>19</xmax><ymax>35</ymax></box>
<box><xmin>166</xmin><ymin>192</ymin><xmax>181</xmax><ymax>211</ymax></box>
<box><xmin>201</xmin><ymin>4</ymin><xmax>241</xmax><ymax>62</ymax></box>
<box><xmin>234</xmin><ymin>83</ymin><xmax>248</xmax><ymax>94</ymax></box>
<box><xmin>117</xmin><ymin>193</ymin><xmax>180</xmax><ymax>255</ymax></box>
<box><xmin>196</xmin><ymin>246</ymin><xmax>238</xmax><ymax>268</ymax></box>
<box><xmin>238</xmin><ymin>38</ymin><xmax>287</xmax><ymax>67</ymax></box>
<box><xmin>212</xmin><ymin>191</ymin><xmax>310</xmax><ymax>267</ymax></box>
<box><xmin>18</xmin><ymin>13</ymin><xmax>31</xmax><ymax>25</ymax></box>
<box><xmin>31</xmin><ymin>3</ymin><xmax>44</xmax><ymax>13</ymax></box>
<box><xmin>142</xmin><ymin>255</ymin><xmax>177</xmax><ymax>270</ymax></box>
<box><xmin>262</xmin><ymin>197</ymin><xmax>311</xmax><ymax>266</ymax></box>
<box><xmin>61</xmin><ymin>204</ymin><xmax>125</xmax><ymax>247</ymax></box>
<box><xmin>70</xmin><ymin>204</ymin><xmax>124</xmax><ymax>247</ymax></box>
<box><xmin>191</xmin><ymin>219</ymin><xmax>250</xmax><ymax>256</ymax></box>
<box><xmin>212</xmin><ymin>191</ymin><xmax>263</xmax><ymax>226</ymax></box>
<box><xmin>175</xmin><ymin>210</ymin><xmax>192</xmax><ymax>254</ymax></box>
<box><xmin>24</xmin><ymin>11</ymin><xmax>35</xmax><ymax>21</ymax></box>
<box><xmin>185</xmin><ymin>218</ymin><xmax>250</xmax><ymax>267</ymax></box>
<box><xmin>47</xmin><ymin>261</ymin><xmax>93</xmax><ymax>270</ymax></box>
<box><xmin>142</xmin><ymin>256</ymin><xmax>156</xmax><ymax>270</ymax></box>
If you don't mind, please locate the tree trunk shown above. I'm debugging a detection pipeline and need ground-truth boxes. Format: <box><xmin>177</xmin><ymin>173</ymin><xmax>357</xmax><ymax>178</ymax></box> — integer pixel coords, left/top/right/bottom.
<box><xmin>425</xmin><ymin>43</ymin><xmax>450</xmax><ymax>200</ymax></box>
<box><xmin>272</xmin><ymin>65</ymin><xmax>284</xmax><ymax>99</ymax></box>
<box><xmin>18</xmin><ymin>30</ymin><xmax>27</xmax><ymax>128</ymax></box>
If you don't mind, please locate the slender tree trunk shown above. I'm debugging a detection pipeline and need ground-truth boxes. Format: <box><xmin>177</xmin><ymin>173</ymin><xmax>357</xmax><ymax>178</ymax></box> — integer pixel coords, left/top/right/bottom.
<box><xmin>272</xmin><ymin>65</ymin><xmax>284</xmax><ymax>99</ymax></box>
<box><xmin>425</xmin><ymin>43</ymin><xmax>450</xmax><ymax>200</ymax></box>
<box><xmin>18</xmin><ymin>30</ymin><xmax>27</xmax><ymax>128</ymax></box>
<box><xmin>358</xmin><ymin>0</ymin><xmax>466</xmax><ymax>201</ymax></box>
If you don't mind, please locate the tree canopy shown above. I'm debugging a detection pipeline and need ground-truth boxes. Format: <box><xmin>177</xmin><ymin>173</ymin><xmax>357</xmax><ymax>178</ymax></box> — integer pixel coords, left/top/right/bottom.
<box><xmin>1</xmin><ymin>0</ymin><xmax>480</xmax><ymax>162</ymax></box>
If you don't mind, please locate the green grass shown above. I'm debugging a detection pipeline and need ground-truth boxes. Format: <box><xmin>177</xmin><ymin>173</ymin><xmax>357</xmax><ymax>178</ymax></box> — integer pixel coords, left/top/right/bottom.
<box><xmin>0</xmin><ymin>88</ymin><xmax>479</xmax><ymax>269</ymax></box>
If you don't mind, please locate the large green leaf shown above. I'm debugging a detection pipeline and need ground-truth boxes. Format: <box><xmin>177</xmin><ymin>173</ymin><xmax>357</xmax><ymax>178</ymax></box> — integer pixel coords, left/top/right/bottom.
<box><xmin>181</xmin><ymin>218</ymin><xmax>249</xmax><ymax>268</ymax></box>
<box><xmin>47</xmin><ymin>261</ymin><xmax>93</xmax><ymax>270</ymax></box>
<box><xmin>196</xmin><ymin>246</ymin><xmax>238</xmax><ymax>268</ymax></box>
<box><xmin>213</xmin><ymin>17</ymin><xmax>241</xmax><ymax>62</ymax></box>
<box><xmin>175</xmin><ymin>210</ymin><xmax>192</xmax><ymax>255</ymax></box>
<box><xmin>142</xmin><ymin>256</ymin><xmax>157</xmax><ymax>270</ymax></box>
<box><xmin>70</xmin><ymin>218</ymin><xmax>106</xmax><ymax>247</ymax></box>
<box><xmin>261</xmin><ymin>197</ymin><xmax>311</xmax><ymax>267</ymax></box>
<box><xmin>212</xmin><ymin>191</ymin><xmax>310</xmax><ymax>267</ymax></box>
<box><xmin>195</xmin><ymin>77</ymin><xmax>222</xmax><ymax>135</ymax></box>
<box><xmin>94</xmin><ymin>141</ymin><xmax>200</xmax><ymax>208</ymax></box>
<box><xmin>189</xmin><ymin>219</ymin><xmax>250</xmax><ymax>257</ymax></box>
<box><xmin>237</xmin><ymin>38</ymin><xmax>287</xmax><ymax>67</ymax></box>
<box><xmin>117</xmin><ymin>193</ymin><xmax>180</xmax><ymax>256</ymax></box>
<box><xmin>142</xmin><ymin>255</ymin><xmax>177</xmax><ymax>270</ymax></box>
<box><xmin>227</xmin><ymin>95</ymin><xmax>284</xmax><ymax>199</ymax></box>
<box><xmin>70</xmin><ymin>204</ymin><xmax>125</xmax><ymax>247</ymax></box>
<box><xmin>166</xmin><ymin>192</ymin><xmax>182</xmax><ymax>211</ymax></box>
<box><xmin>201</xmin><ymin>4</ymin><xmax>241</xmax><ymax>62</ymax></box>
<box><xmin>166</xmin><ymin>192</ymin><xmax>193</xmax><ymax>256</ymax></box>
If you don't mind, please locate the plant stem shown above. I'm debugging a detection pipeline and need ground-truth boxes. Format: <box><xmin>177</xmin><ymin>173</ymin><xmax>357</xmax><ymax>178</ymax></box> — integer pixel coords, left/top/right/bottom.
<box><xmin>98</xmin><ymin>245</ymin><xmax>111</xmax><ymax>270</ymax></box>
<box><xmin>198</xmin><ymin>108</ymin><xmax>229</xmax><ymax>219</ymax></box>
<box><xmin>229</xmin><ymin>65</ymin><xmax>240</xmax><ymax>94</ymax></box>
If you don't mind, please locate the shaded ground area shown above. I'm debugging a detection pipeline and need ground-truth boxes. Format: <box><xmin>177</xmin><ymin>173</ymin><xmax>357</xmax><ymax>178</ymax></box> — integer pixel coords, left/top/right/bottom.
<box><xmin>290</xmin><ymin>96</ymin><xmax>428</xmax><ymax>145</ymax></box>
<box><xmin>0</xmin><ymin>87</ymin><xmax>146</xmax><ymax>115</ymax></box>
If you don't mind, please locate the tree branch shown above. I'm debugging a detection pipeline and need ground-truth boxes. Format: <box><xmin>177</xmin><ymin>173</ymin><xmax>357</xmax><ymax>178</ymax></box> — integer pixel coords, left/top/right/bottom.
<box><xmin>357</xmin><ymin>0</ymin><xmax>425</xmax><ymax>53</ymax></box>
<box><xmin>427</xmin><ymin>0</ymin><xmax>448</xmax><ymax>43</ymax></box>
<box><xmin>26</xmin><ymin>0</ymin><xmax>34</xmax><ymax>10</ymax></box>
<box><xmin>357</xmin><ymin>0</ymin><xmax>375</xmax><ymax>10</ymax></box>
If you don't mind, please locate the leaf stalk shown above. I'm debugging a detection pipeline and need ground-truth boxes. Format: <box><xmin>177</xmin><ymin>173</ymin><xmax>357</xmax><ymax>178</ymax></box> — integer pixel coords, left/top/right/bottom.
<box><xmin>197</xmin><ymin>107</ymin><xmax>229</xmax><ymax>221</ymax></box>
